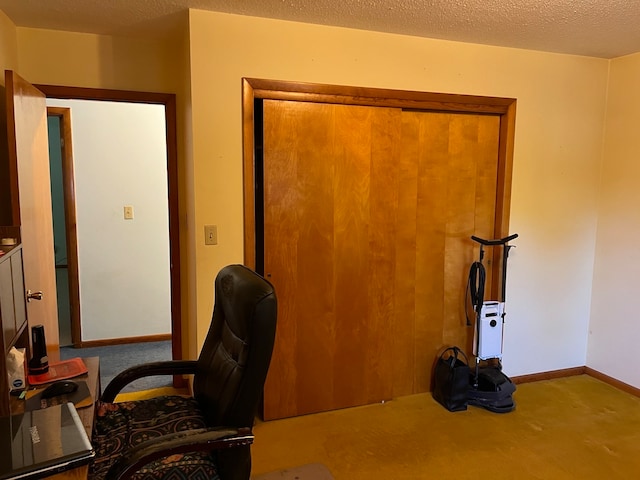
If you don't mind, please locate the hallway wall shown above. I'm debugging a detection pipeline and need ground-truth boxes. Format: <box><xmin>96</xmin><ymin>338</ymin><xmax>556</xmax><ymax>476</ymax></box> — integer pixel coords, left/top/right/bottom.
<box><xmin>46</xmin><ymin>98</ymin><xmax>172</xmax><ymax>341</ymax></box>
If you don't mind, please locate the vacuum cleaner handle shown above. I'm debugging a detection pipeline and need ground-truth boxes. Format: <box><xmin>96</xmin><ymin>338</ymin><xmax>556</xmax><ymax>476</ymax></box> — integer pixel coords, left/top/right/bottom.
<box><xmin>471</xmin><ymin>233</ymin><xmax>519</xmax><ymax>246</ymax></box>
<box><xmin>501</xmin><ymin>239</ymin><xmax>517</xmax><ymax>304</ymax></box>
<box><xmin>470</xmin><ymin>233</ymin><xmax>518</xmax><ymax>303</ymax></box>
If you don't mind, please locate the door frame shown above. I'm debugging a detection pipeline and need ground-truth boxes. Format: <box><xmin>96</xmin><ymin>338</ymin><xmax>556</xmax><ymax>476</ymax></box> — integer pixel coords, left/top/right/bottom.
<box><xmin>242</xmin><ymin>78</ymin><xmax>517</xmax><ymax>300</ymax></box>
<box><xmin>35</xmin><ymin>84</ymin><xmax>182</xmax><ymax>364</ymax></box>
<box><xmin>46</xmin><ymin>106</ymin><xmax>82</xmax><ymax>346</ymax></box>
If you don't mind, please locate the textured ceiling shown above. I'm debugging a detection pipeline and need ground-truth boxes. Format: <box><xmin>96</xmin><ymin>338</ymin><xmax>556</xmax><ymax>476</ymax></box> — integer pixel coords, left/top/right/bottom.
<box><xmin>1</xmin><ymin>0</ymin><xmax>639</xmax><ymax>59</ymax></box>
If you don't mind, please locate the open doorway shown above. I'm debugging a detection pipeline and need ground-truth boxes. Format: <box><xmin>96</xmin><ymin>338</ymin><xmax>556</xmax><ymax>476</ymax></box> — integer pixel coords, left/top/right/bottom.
<box><xmin>47</xmin><ymin>98</ymin><xmax>173</xmax><ymax>348</ymax></box>
<box><xmin>47</xmin><ymin>107</ymin><xmax>77</xmax><ymax>346</ymax></box>
<box><xmin>37</xmin><ymin>85</ymin><xmax>183</xmax><ymax>369</ymax></box>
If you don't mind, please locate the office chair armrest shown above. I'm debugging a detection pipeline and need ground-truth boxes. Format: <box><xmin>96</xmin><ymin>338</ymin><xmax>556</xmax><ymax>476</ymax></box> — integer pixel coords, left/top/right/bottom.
<box><xmin>104</xmin><ymin>427</ymin><xmax>254</xmax><ymax>480</ymax></box>
<box><xmin>101</xmin><ymin>360</ymin><xmax>198</xmax><ymax>402</ymax></box>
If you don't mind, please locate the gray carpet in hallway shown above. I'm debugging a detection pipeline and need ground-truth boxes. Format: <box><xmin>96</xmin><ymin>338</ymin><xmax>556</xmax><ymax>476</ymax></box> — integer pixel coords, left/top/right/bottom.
<box><xmin>60</xmin><ymin>341</ymin><xmax>173</xmax><ymax>393</ymax></box>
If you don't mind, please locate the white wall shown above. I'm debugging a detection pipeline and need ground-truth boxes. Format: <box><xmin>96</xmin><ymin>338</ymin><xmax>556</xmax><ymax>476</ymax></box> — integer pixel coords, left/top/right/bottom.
<box><xmin>588</xmin><ymin>52</ymin><xmax>640</xmax><ymax>387</ymax></box>
<box><xmin>46</xmin><ymin>98</ymin><xmax>171</xmax><ymax>341</ymax></box>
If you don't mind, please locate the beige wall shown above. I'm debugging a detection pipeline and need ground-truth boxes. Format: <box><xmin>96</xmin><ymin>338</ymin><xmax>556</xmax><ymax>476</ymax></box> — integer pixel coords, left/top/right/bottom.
<box><xmin>0</xmin><ymin>9</ymin><xmax>17</xmax><ymax>78</ymax></box>
<box><xmin>5</xmin><ymin>9</ymin><xmax>636</xmax><ymax>386</ymax></box>
<box><xmin>188</xmin><ymin>10</ymin><xmax>609</xmax><ymax>377</ymax></box>
<box><xmin>2</xmin><ymin>18</ymin><xmax>198</xmax><ymax>359</ymax></box>
<box><xmin>16</xmin><ymin>27</ymin><xmax>179</xmax><ymax>93</ymax></box>
<box><xmin>589</xmin><ymin>52</ymin><xmax>640</xmax><ymax>387</ymax></box>
<box><xmin>0</xmin><ymin>10</ymin><xmax>17</xmax><ymax>225</ymax></box>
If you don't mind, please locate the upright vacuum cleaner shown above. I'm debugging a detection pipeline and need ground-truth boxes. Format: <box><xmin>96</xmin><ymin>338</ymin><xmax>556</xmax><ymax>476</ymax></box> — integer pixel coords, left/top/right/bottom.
<box><xmin>467</xmin><ymin>233</ymin><xmax>518</xmax><ymax>413</ymax></box>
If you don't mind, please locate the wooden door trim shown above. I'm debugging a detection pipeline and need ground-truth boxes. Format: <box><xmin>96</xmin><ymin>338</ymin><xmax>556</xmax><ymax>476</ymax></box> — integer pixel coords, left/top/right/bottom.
<box><xmin>5</xmin><ymin>75</ymin><xmax>22</xmax><ymax>226</ymax></box>
<box><xmin>491</xmin><ymin>100</ymin><xmax>518</xmax><ymax>299</ymax></box>
<box><xmin>242</xmin><ymin>80</ymin><xmax>257</xmax><ymax>267</ymax></box>
<box><xmin>35</xmin><ymin>85</ymin><xmax>183</xmax><ymax>373</ymax></box>
<box><xmin>242</xmin><ymin>78</ymin><xmax>517</xmax><ymax>269</ymax></box>
<box><xmin>245</xmin><ymin>78</ymin><xmax>514</xmax><ymax>113</ymax></box>
<box><xmin>46</xmin><ymin>106</ymin><xmax>82</xmax><ymax>346</ymax></box>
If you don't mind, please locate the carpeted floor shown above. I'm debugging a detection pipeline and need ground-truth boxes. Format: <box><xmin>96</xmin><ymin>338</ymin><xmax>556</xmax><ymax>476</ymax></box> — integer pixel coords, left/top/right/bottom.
<box><xmin>252</xmin><ymin>463</ymin><xmax>334</xmax><ymax>479</ymax></box>
<box><xmin>114</xmin><ymin>386</ymin><xmax>188</xmax><ymax>403</ymax></box>
<box><xmin>60</xmin><ymin>341</ymin><xmax>173</xmax><ymax>392</ymax></box>
<box><xmin>250</xmin><ymin>375</ymin><xmax>640</xmax><ymax>479</ymax></box>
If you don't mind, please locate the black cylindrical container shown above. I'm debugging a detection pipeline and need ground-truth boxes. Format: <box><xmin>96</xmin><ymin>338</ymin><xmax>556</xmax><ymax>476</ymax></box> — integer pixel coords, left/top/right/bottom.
<box><xmin>28</xmin><ymin>324</ymin><xmax>49</xmax><ymax>375</ymax></box>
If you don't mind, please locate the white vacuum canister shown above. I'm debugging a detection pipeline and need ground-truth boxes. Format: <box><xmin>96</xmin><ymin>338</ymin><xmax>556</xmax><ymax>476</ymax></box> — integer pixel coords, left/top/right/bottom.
<box><xmin>474</xmin><ymin>301</ymin><xmax>504</xmax><ymax>360</ymax></box>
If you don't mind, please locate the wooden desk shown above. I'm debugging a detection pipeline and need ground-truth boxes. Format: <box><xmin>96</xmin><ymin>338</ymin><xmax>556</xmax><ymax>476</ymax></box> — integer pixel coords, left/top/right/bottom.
<box><xmin>1</xmin><ymin>245</ymin><xmax>30</xmax><ymax>418</ymax></box>
<box><xmin>10</xmin><ymin>357</ymin><xmax>100</xmax><ymax>480</ymax></box>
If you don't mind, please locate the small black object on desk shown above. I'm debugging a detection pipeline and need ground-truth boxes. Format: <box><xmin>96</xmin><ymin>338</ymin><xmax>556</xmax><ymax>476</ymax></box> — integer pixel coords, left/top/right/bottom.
<box><xmin>28</xmin><ymin>325</ymin><xmax>49</xmax><ymax>375</ymax></box>
<box><xmin>41</xmin><ymin>380</ymin><xmax>79</xmax><ymax>399</ymax></box>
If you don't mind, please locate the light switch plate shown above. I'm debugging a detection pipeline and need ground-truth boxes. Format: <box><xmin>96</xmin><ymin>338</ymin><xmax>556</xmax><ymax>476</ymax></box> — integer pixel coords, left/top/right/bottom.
<box><xmin>124</xmin><ymin>205</ymin><xmax>134</xmax><ymax>220</ymax></box>
<box><xmin>204</xmin><ymin>225</ymin><xmax>218</xmax><ymax>245</ymax></box>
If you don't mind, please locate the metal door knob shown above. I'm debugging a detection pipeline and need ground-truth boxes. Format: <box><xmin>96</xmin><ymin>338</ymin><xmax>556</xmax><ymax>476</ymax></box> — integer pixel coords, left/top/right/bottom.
<box><xmin>26</xmin><ymin>290</ymin><xmax>44</xmax><ymax>302</ymax></box>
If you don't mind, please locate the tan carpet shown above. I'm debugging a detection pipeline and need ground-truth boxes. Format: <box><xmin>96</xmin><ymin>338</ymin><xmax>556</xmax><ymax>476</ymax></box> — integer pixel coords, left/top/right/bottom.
<box><xmin>252</xmin><ymin>463</ymin><xmax>334</xmax><ymax>479</ymax></box>
<box><xmin>114</xmin><ymin>386</ymin><xmax>189</xmax><ymax>402</ymax></box>
<box><xmin>251</xmin><ymin>375</ymin><xmax>640</xmax><ymax>479</ymax></box>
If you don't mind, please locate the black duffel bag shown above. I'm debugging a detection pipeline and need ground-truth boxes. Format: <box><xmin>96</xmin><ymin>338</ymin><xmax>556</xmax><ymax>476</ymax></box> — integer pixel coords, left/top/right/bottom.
<box><xmin>432</xmin><ymin>346</ymin><xmax>470</xmax><ymax>412</ymax></box>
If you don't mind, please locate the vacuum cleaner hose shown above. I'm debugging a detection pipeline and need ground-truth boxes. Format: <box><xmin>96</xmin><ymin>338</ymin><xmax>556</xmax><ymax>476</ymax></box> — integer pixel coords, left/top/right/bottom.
<box><xmin>468</xmin><ymin>261</ymin><xmax>486</xmax><ymax>316</ymax></box>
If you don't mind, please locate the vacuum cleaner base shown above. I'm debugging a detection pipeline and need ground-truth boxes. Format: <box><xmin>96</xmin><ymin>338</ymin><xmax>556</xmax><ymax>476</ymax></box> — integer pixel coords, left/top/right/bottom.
<box><xmin>468</xmin><ymin>366</ymin><xmax>516</xmax><ymax>413</ymax></box>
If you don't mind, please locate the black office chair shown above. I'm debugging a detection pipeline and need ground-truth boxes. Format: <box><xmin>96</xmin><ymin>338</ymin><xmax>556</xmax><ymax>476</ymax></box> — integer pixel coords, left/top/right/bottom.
<box><xmin>89</xmin><ymin>264</ymin><xmax>277</xmax><ymax>480</ymax></box>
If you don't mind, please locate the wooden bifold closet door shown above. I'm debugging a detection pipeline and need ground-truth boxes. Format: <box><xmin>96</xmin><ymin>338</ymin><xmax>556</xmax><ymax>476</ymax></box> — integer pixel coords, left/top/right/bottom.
<box><xmin>262</xmin><ymin>99</ymin><xmax>500</xmax><ymax>420</ymax></box>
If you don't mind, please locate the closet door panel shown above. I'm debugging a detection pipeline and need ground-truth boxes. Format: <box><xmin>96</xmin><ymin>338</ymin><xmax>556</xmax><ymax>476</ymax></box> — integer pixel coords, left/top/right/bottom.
<box><xmin>262</xmin><ymin>100</ymin><xmax>501</xmax><ymax>420</ymax></box>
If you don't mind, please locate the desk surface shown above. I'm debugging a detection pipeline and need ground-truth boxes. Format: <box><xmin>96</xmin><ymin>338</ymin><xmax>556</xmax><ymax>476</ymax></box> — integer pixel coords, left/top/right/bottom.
<box><xmin>10</xmin><ymin>357</ymin><xmax>100</xmax><ymax>480</ymax></box>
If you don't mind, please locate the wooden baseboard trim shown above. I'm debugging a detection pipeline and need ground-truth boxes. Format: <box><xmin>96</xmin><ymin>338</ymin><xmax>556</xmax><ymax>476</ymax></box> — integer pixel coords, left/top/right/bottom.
<box><xmin>510</xmin><ymin>365</ymin><xmax>640</xmax><ymax>399</ymax></box>
<box><xmin>77</xmin><ymin>333</ymin><xmax>171</xmax><ymax>349</ymax></box>
<box><xmin>511</xmin><ymin>366</ymin><xmax>586</xmax><ymax>384</ymax></box>
<box><xmin>584</xmin><ymin>367</ymin><xmax>640</xmax><ymax>398</ymax></box>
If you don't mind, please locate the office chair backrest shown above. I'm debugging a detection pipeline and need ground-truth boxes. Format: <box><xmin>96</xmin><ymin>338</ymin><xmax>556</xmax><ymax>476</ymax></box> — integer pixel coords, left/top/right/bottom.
<box><xmin>193</xmin><ymin>264</ymin><xmax>277</xmax><ymax>427</ymax></box>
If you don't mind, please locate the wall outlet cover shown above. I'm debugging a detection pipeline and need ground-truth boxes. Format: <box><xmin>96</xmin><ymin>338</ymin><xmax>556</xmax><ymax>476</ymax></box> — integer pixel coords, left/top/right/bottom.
<box><xmin>205</xmin><ymin>225</ymin><xmax>218</xmax><ymax>245</ymax></box>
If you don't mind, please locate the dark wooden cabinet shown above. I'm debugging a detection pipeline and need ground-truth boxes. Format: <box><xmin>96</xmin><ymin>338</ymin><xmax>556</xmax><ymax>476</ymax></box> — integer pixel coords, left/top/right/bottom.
<box><xmin>0</xmin><ymin>244</ymin><xmax>29</xmax><ymax>416</ymax></box>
